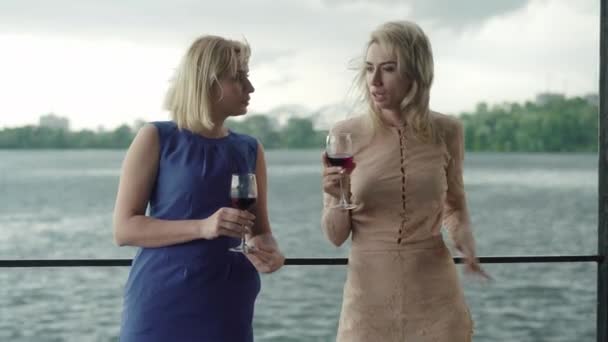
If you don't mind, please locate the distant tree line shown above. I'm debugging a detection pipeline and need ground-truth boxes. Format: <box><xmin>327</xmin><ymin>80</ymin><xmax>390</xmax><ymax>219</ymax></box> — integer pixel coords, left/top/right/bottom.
<box><xmin>461</xmin><ymin>94</ymin><xmax>597</xmax><ymax>152</ymax></box>
<box><xmin>0</xmin><ymin>125</ymin><xmax>134</xmax><ymax>149</ymax></box>
<box><xmin>0</xmin><ymin>94</ymin><xmax>598</xmax><ymax>152</ymax></box>
<box><xmin>0</xmin><ymin>117</ymin><xmax>326</xmax><ymax>150</ymax></box>
<box><xmin>226</xmin><ymin>116</ymin><xmax>326</xmax><ymax>149</ymax></box>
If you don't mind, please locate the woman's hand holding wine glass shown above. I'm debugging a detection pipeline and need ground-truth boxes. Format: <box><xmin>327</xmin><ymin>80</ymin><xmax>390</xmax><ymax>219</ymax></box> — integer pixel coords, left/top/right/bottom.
<box><xmin>199</xmin><ymin>207</ymin><xmax>255</xmax><ymax>240</ymax></box>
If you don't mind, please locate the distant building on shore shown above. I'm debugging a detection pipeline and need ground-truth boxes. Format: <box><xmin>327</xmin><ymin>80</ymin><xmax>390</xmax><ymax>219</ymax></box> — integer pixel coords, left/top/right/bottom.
<box><xmin>535</xmin><ymin>92</ymin><xmax>565</xmax><ymax>106</ymax></box>
<box><xmin>39</xmin><ymin>113</ymin><xmax>70</xmax><ymax>131</ymax></box>
<box><xmin>583</xmin><ymin>93</ymin><xmax>599</xmax><ymax>107</ymax></box>
<box><xmin>535</xmin><ymin>92</ymin><xmax>599</xmax><ymax>107</ymax></box>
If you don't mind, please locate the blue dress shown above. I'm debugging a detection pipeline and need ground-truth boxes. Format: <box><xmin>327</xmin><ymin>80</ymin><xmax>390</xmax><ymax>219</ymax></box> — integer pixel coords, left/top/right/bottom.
<box><xmin>119</xmin><ymin>121</ymin><xmax>261</xmax><ymax>342</ymax></box>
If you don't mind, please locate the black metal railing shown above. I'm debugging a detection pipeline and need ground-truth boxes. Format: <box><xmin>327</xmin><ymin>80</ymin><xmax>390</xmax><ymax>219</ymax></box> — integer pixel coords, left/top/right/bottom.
<box><xmin>0</xmin><ymin>255</ymin><xmax>603</xmax><ymax>268</ymax></box>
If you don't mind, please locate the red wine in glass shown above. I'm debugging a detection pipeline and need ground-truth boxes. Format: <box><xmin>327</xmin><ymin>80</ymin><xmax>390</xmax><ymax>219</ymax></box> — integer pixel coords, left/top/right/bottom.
<box><xmin>231</xmin><ymin>197</ymin><xmax>256</xmax><ymax>210</ymax></box>
<box><xmin>326</xmin><ymin>153</ymin><xmax>354</xmax><ymax>170</ymax></box>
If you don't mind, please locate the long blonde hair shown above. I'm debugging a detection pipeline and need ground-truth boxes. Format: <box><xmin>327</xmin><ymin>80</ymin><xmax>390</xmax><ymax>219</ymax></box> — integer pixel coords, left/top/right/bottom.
<box><xmin>164</xmin><ymin>35</ymin><xmax>251</xmax><ymax>132</ymax></box>
<box><xmin>354</xmin><ymin>21</ymin><xmax>435</xmax><ymax>142</ymax></box>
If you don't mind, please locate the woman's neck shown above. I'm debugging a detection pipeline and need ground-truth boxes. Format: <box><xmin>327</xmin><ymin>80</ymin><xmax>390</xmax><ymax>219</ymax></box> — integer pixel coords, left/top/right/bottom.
<box><xmin>193</xmin><ymin>118</ymin><xmax>228</xmax><ymax>138</ymax></box>
<box><xmin>380</xmin><ymin>108</ymin><xmax>408</xmax><ymax>127</ymax></box>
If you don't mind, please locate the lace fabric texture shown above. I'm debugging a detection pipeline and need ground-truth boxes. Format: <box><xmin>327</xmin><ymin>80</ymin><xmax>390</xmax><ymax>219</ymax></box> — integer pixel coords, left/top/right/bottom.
<box><xmin>337</xmin><ymin>237</ymin><xmax>473</xmax><ymax>342</ymax></box>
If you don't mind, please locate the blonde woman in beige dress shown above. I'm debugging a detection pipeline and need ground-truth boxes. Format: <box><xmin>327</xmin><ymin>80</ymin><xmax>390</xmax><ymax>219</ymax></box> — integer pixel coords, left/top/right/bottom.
<box><xmin>322</xmin><ymin>21</ymin><xmax>489</xmax><ymax>342</ymax></box>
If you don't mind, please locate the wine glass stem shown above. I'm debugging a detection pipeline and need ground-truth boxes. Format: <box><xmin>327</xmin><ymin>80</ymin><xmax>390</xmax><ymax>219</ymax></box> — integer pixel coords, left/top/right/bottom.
<box><xmin>339</xmin><ymin>174</ymin><xmax>348</xmax><ymax>206</ymax></box>
<box><xmin>240</xmin><ymin>230</ymin><xmax>247</xmax><ymax>252</ymax></box>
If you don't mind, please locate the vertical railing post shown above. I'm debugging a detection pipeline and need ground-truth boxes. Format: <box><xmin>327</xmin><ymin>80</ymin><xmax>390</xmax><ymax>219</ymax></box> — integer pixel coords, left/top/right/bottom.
<box><xmin>598</xmin><ymin>1</ymin><xmax>608</xmax><ymax>341</ymax></box>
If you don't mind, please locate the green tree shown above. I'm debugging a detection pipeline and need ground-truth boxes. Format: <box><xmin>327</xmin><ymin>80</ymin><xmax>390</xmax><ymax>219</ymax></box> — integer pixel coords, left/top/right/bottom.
<box><xmin>281</xmin><ymin>117</ymin><xmax>321</xmax><ymax>149</ymax></box>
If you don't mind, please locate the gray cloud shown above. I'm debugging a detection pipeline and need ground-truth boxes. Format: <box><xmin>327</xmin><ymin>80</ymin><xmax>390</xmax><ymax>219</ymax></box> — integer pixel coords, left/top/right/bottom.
<box><xmin>1</xmin><ymin>0</ymin><xmax>531</xmax><ymax>42</ymax></box>
<box><xmin>0</xmin><ymin>0</ymin><xmax>598</xmax><ymax>122</ymax></box>
<box><xmin>0</xmin><ymin>0</ymin><xmax>235</xmax><ymax>42</ymax></box>
<box><xmin>0</xmin><ymin>0</ymin><xmax>319</xmax><ymax>69</ymax></box>
<box><xmin>414</xmin><ymin>0</ymin><xmax>529</xmax><ymax>27</ymax></box>
<box><xmin>262</xmin><ymin>75</ymin><xmax>294</xmax><ymax>87</ymax></box>
<box><xmin>250</xmin><ymin>49</ymin><xmax>296</xmax><ymax>68</ymax></box>
<box><xmin>323</xmin><ymin>0</ymin><xmax>530</xmax><ymax>29</ymax></box>
<box><xmin>0</xmin><ymin>1</ymin><xmax>365</xmax><ymax>61</ymax></box>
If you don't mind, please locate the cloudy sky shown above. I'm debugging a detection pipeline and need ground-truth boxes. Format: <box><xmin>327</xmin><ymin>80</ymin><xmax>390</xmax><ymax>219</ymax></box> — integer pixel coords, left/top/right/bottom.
<box><xmin>0</xmin><ymin>0</ymin><xmax>599</xmax><ymax>130</ymax></box>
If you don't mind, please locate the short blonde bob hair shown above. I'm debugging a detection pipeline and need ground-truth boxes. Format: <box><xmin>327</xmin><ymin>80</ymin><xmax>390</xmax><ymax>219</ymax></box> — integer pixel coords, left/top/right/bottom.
<box><xmin>164</xmin><ymin>35</ymin><xmax>250</xmax><ymax>132</ymax></box>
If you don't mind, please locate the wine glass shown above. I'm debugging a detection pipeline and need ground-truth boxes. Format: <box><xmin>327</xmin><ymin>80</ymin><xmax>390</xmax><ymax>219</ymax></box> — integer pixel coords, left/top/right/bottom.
<box><xmin>229</xmin><ymin>173</ymin><xmax>257</xmax><ymax>253</ymax></box>
<box><xmin>326</xmin><ymin>133</ymin><xmax>356</xmax><ymax>210</ymax></box>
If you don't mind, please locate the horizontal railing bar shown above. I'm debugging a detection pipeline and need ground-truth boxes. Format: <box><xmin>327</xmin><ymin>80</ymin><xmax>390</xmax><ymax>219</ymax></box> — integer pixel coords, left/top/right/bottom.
<box><xmin>0</xmin><ymin>255</ymin><xmax>603</xmax><ymax>268</ymax></box>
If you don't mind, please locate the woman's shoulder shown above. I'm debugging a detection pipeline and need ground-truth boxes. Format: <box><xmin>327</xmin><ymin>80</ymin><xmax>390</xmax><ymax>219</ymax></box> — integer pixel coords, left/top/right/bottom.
<box><xmin>146</xmin><ymin>120</ymin><xmax>178</xmax><ymax>138</ymax></box>
<box><xmin>430</xmin><ymin>111</ymin><xmax>462</xmax><ymax>130</ymax></box>
<box><xmin>230</xmin><ymin>130</ymin><xmax>259</xmax><ymax>146</ymax></box>
<box><xmin>430</xmin><ymin>111</ymin><xmax>463</xmax><ymax>140</ymax></box>
<box><xmin>329</xmin><ymin>114</ymin><xmax>370</xmax><ymax>133</ymax></box>
<box><xmin>149</xmin><ymin>120</ymin><xmax>177</xmax><ymax>130</ymax></box>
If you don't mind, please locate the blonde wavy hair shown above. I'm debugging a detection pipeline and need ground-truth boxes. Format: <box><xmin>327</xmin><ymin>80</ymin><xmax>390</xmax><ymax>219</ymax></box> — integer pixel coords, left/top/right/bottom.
<box><xmin>164</xmin><ymin>35</ymin><xmax>251</xmax><ymax>132</ymax></box>
<box><xmin>355</xmin><ymin>21</ymin><xmax>436</xmax><ymax>142</ymax></box>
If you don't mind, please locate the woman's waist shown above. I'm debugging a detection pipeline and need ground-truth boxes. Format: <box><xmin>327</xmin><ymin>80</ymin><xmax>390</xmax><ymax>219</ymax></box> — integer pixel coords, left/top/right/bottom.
<box><xmin>350</xmin><ymin>233</ymin><xmax>445</xmax><ymax>253</ymax></box>
<box><xmin>351</xmin><ymin>212</ymin><xmax>442</xmax><ymax>232</ymax></box>
<box><xmin>134</xmin><ymin>237</ymin><xmax>240</xmax><ymax>264</ymax></box>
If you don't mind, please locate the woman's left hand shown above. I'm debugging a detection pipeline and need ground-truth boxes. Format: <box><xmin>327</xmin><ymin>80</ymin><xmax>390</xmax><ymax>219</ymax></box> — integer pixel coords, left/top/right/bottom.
<box><xmin>245</xmin><ymin>233</ymin><xmax>285</xmax><ymax>273</ymax></box>
<box><xmin>451</xmin><ymin>228</ymin><xmax>492</xmax><ymax>280</ymax></box>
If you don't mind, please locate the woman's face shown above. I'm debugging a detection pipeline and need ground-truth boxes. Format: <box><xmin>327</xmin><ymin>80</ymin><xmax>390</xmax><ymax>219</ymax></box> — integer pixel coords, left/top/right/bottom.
<box><xmin>213</xmin><ymin>66</ymin><xmax>255</xmax><ymax>118</ymax></box>
<box><xmin>365</xmin><ymin>43</ymin><xmax>412</xmax><ymax>112</ymax></box>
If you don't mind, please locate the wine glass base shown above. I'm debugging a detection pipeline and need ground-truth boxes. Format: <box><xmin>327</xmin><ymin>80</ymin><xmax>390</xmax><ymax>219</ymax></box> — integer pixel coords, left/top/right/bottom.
<box><xmin>330</xmin><ymin>203</ymin><xmax>357</xmax><ymax>210</ymax></box>
<box><xmin>229</xmin><ymin>245</ymin><xmax>256</xmax><ymax>253</ymax></box>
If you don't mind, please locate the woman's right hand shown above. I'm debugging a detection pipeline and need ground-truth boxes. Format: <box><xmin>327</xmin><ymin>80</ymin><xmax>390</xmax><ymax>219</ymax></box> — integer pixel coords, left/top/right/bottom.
<box><xmin>199</xmin><ymin>208</ymin><xmax>256</xmax><ymax>240</ymax></box>
<box><xmin>322</xmin><ymin>152</ymin><xmax>355</xmax><ymax>199</ymax></box>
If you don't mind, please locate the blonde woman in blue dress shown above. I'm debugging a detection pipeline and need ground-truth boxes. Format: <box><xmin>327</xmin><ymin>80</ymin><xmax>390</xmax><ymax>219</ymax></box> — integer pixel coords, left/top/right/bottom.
<box><xmin>114</xmin><ymin>35</ymin><xmax>285</xmax><ymax>341</ymax></box>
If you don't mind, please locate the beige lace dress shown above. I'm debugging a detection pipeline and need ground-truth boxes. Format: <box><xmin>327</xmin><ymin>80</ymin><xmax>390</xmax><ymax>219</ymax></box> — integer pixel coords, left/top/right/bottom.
<box><xmin>322</xmin><ymin>113</ymin><xmax>474</xmax><ymax>342</ymax></box>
